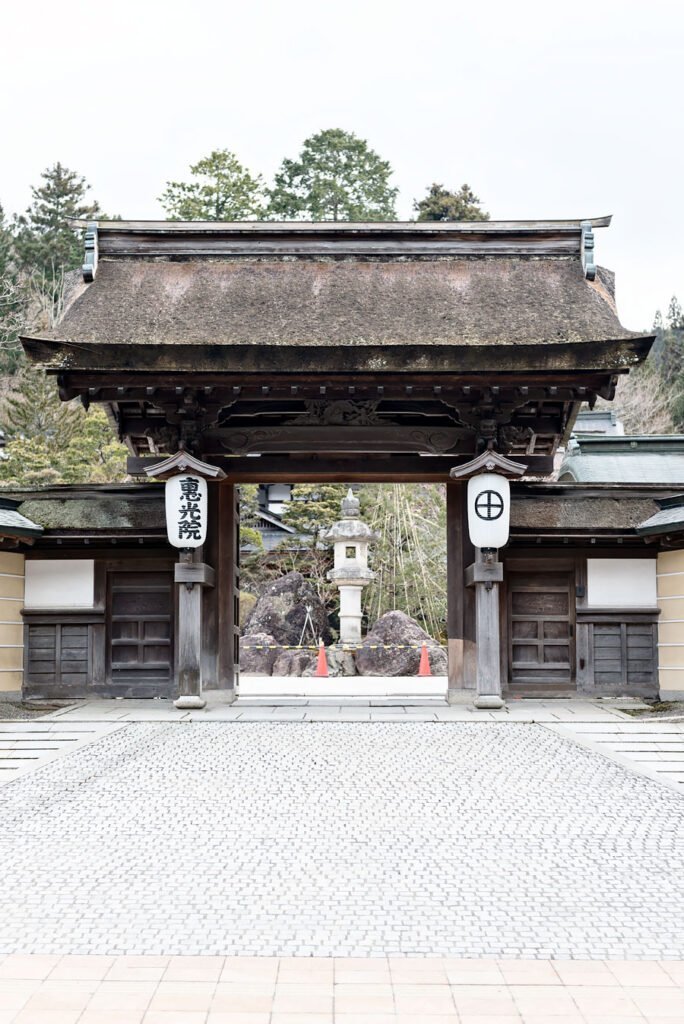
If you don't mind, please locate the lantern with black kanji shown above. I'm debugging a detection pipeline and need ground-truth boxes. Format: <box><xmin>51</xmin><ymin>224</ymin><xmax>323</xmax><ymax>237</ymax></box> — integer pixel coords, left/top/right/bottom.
<box><xmin>164</xmin><ymin>473</ymin><xmax>208</xmax><ymax>549</ymax></box>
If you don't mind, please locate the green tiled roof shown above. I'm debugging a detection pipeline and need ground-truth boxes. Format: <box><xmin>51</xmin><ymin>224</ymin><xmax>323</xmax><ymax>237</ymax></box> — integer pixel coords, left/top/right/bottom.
<box><xmin>637</xmin><ymin>495</ymin><xmax>684</xmax><ymax>537</ymax></box>
<box><xmin>560</xmin><ymin>436</ymin><xmax>684</xmax><ymax>484</ymax></box>
<box><xmin>0</xmin><ymin>499</ymin><xmax>43</xmax><ymax>538</ymax></box>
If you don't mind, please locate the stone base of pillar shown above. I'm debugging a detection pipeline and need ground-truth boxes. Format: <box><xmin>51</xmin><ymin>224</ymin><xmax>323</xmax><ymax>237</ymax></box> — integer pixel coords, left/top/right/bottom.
<box><xmin>473</xmin><ymin>694</ymin><xmax>506</xmax><ymax>710</ymax></box>
<box><xmin>174</xmin><ymin>695</ymin><xmax>207</xmax><ymax>710</ymax></box>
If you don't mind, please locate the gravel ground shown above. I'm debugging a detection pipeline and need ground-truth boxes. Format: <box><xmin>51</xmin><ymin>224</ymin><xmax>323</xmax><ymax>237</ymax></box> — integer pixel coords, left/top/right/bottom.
<box><xmin>0</xmin><ymin>701</ymin><xmax>64</xmax><ymax>720</ymax></box>
<box><xmin>622</xmin><ymin>700</ymin><xmax>684</xmax><ymax>719</ymax></box>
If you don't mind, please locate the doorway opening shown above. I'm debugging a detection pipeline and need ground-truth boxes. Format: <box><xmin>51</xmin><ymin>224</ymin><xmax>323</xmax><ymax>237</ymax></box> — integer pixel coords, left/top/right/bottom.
<box><xmin>237</xmin><ymin>481</ymin><xmax>449</xmax><ymax>700</ymax></box>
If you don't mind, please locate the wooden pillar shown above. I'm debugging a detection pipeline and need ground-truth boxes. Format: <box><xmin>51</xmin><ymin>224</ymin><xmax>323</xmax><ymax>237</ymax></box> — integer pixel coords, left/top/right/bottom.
<box><xmin>447</xmin><ymin>482</ymin><xmax>476</xmax><ymax>702</ymax></box>
<box><xmin>174</xmin><ymin>550</ymin><xmax>207</xmax><ymax>710</ymax></box>
<box><xmin>202</xmin><ymin>487</ymin><xmax>219</xmax><ymax>688</ymax></box>
<box><xmin>216</xmin><ymin>483</ymin><xmax>239</xmax><ymax>698</ymax></box>
<box><xmin>466</xmin><ymin>550</ymin><xmax>505</xmax><ymax>709</ymax></box>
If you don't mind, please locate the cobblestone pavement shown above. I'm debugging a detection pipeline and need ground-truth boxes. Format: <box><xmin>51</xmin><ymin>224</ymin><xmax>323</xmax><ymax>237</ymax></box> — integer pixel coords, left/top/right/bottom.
<box><xmin>0</xmin><ymin>722</ymin><xmax>683</xmax><ymax>959</ymax></box>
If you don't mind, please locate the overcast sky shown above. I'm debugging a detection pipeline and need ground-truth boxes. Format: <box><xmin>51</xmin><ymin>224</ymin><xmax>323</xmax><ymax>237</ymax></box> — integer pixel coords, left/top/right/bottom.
<box><xmin>2</xmin><ymin>0</ymin><xmax>682</xmax><ymax>330</ymax></box>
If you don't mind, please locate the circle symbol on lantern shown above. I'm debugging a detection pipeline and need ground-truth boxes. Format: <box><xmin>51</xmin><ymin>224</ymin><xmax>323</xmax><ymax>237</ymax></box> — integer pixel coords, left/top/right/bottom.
<box><xmin>474</xmin><ymin>490</ymin><xmax>504</xmax><ymax>521</ymax></box>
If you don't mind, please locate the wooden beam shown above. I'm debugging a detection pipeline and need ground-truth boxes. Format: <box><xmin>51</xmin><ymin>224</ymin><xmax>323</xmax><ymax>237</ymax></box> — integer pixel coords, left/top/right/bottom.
<box><xmin>27</xmin><ymin>338</ymin><xmax>652</xmax><ymax>376</ymax></box>
<box><xmin>128</xmin><ymin>453</ymin><xmax>555</xmax><ymax>481</ymax></box>
<box><xmin>218</xmin><ymin>484</ymin><xmax>238</xmax><ymax>694</ymax></box>
<box><xmin>52</xmin><ymin>368</ymin><xmax>623</xmax><ymax>393</ymax></box>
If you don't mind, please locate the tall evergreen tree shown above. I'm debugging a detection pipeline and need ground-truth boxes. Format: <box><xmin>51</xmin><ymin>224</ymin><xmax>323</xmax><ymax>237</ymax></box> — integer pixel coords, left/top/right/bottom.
<box><xmin>13</xmin><ymin>162</ymin><xmax>101</xmax><ymax>279</ymax></box>
<box><xmin>0</xmin><ymin>204</ymin><xmax>24</xmax><ymax>372</ymax></box>
<box><xmin>159</xmin><ymin>150</ymin><xmax>265</xmax><ymax>220</ymax></box>
<box><xmin>667</xmin><ymin>295</ymin><xmax>684</xmax><ymax>330</ymax></box>
<box><xmin>267</xmin><ymin>129</ymin><xmax>398</xmax><ymax>221</ymax></box>
<box><xmin>414</xmin><ymin>183</ymin><xmax>489</xmax><ymax>221</ymax></box>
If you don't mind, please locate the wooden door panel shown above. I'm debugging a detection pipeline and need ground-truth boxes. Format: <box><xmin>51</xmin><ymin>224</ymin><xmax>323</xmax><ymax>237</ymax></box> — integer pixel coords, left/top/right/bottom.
<box><xmin>107</xmin><ymin>571</ymin><xmax>173</xmax><ymax>696</ymax></box>
<box><xmin>508</xmin><ymin>570</ymin><xmax>575</xmax><ymax>690</ymax></box>
<box><xmin>512</xmin><ymin>620</ymin><xmax>537</xmax><ymax>639</ymax></box>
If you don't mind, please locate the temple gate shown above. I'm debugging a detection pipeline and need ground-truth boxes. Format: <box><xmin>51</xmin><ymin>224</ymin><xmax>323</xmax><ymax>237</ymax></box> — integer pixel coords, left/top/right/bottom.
<box><xmin>20</xmin><ymin>219</ymin><xmax>654</xmax><ymax>705</ymax></box>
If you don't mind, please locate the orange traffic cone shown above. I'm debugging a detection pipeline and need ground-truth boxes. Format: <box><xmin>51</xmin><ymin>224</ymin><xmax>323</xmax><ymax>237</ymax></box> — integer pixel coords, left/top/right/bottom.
<box><xmin>314</xmin><ymin>639</ymin><xmax>329</xmax><ymax>678</ymax></box>
<box><xmin>418</xmin><ymin>642</ymin><xmax>432</xmax><ymax>677</ymax></box>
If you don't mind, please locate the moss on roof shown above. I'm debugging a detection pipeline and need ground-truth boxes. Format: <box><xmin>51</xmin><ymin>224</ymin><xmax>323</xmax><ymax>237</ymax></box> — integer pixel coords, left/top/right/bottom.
<box><xmin>511</xmin><ymin>496</ymin><xmax>657</xmax><ymax>531</ymax></box>
<box><xmin>41</xmin><ymin>256</ymin><xmax>640</xmax><ymax>351</ymax></box>
<box><xmin>17</xmin><ymin>497</ymin><xmax>165</xmax><ymax>531</ymax></box>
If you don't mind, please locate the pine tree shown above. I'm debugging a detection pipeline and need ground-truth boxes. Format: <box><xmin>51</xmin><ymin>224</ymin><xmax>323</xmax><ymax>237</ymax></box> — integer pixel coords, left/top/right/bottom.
<box><xmin>2</xmin><ymin>367</ymin><xmax>82</xmax><ymax>444</ymax></box>
<box><xmin>414</xmin><ymin>183</ymin><xmax>489</xmax><ymax>222</ymax></box>
<box><xmin>281</xmin><ymin>484</ymin><xmax>350</xmax><ymax>543</ymax></box>
<box><xmin>13</xmin><ymin>162</ymin><xmax>101</xmax><ymax>279</ymax></box>
<box><xmin>159</xmin><ymin>150</ymin><xmax>265</xmax><ymax>220</ymax></box>
<box><xmin>267</xmin><ymin>129</ymin><xmax>398</xmax><ymax>221</ymax></box>
<box><xmin>0</xmin><ymin>404</ymin><xmax>128</xmax><ymax>486</ymax></box>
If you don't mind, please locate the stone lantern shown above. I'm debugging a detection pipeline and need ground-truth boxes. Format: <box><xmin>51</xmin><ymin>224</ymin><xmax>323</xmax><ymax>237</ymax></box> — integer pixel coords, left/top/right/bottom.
<box><xmin>326</xmin><ymin>489</ymin><xmax>376</xmax><ymax>644</ymax></box>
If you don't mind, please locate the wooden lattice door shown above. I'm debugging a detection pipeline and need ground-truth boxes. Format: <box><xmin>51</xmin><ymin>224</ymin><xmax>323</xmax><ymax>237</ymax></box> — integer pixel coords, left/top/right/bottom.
<box><xmin>107</xmin><ymin>570</ymin><xmax>174</xmax><ymax>696</ymax></box>
<box><xmin>508</xmin><ymin>570</ymin><xmax>575</xmax><ymax>691</ymax></box>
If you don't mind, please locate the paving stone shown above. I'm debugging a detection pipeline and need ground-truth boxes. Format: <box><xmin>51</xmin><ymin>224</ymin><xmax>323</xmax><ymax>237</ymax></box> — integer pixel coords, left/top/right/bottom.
<box><xmin>0</xmin><ymin>722</ymin><xmax>682</xmax><ymax>959</ymax></box>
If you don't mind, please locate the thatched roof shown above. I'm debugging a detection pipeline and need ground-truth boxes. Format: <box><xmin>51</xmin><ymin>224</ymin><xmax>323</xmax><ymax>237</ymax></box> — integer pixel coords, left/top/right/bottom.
<box><xmin>22</xmin><ymin>220</ymin><xmax>651</xmax><ymax>375</ymax></box>
<box><xmin>510</xmin><ymin>494</ymin><xmax>658</xmax><ymax>532</ymax></box>
<box><xmin>42</xmin><ymin>256</ymin><xmax>636</xmax><ymax>351</ymax></box>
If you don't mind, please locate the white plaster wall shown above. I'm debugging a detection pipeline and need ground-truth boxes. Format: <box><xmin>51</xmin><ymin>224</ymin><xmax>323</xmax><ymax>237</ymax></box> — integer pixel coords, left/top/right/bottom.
<box><xmin>587</xmin><ymin>558</ymin><xmax>657</xmax><ymax>608</ymax></box>
<box><xmin>24</xmin><ymin>560</ymin><xmax>95</xmax><ymax>609</ymax></box>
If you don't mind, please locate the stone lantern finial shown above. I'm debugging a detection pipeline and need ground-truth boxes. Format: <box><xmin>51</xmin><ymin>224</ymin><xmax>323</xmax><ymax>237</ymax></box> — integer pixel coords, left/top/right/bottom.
<box><xmin>341</xmin><ymin>488</ymin><xmax>360</xmax><ymax>518</ymax></box>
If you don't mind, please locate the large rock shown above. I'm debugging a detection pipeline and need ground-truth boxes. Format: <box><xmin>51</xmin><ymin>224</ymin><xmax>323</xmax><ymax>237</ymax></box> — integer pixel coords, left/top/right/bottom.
<box><xmin>272</xmin><ymin>648</ymin><xmax>318</xmax><ymax>676</ymax></box>
<box><xmin>354</xmin><ymin>611</ymin><xmax>447</xmax><ymax>677</ymax></box>
<box><xmin>239</xmin><ymin>633</ymin><xmax>279</xmax><ymax>675</ymax></box>
<box><xmin>244</xmin><ymin>571</ymin><xmax>331</xmax><ymax>646</ymax></box>
<box><xmin>325</xmin><ymin>647</ymin><xmax>357</xmax><ymax>677</ymax></box>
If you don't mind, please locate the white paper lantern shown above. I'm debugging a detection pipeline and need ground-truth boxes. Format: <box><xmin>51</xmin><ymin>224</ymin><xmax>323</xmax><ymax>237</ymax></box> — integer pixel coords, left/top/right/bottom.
<box><xmin>165</xmin><ymin>474</ymin><xmax>208</xmax><ymax>549</ymax></box>
<box><xmin>467</xmin><ymin>472</ymin><xmax>510</xmax><ymax>550</ymax></box>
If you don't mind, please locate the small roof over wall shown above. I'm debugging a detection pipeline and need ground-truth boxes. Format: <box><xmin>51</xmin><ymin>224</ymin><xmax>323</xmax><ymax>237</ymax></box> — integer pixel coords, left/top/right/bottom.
<box><xmin>637</xmin><ymin>494</ymin><xmax>684</xmax><ymax>539</ymax></box>
<box><xmin>5</xmin><ymin>482</ymin><xmax>679</xmax><ymax>546</ymax></box>
<box><xmin>23</xmin><ymin>218</ymin><xmax>651</xmax><ymax>375</ymax></box>
<box><xmin>0</xmin><ymin>497</ymin><xmax>43</xmax><ymax>542</ymax></box>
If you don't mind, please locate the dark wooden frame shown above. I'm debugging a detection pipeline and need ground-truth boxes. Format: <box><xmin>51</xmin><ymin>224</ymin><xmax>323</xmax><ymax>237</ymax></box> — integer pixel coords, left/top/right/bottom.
<box><xmin>576</xmin><ymin>609</ymin><xmax>659</xmax><ymax>697</ymax></box>
<box><xmin>502</xmin><ymin>550</ymin><xmax>660</xmax><ymax>697</ymax></box>
<box><xmin>22</xmin><ymin>553</ymin><xmax>176</xmax><ymax>699</ymax></box>
<box><xmin>105</xmin><ymin>569</ymin><xmax>175</xmax><ymax>698</ymax></box>
<box><xmin>502</xmin><ymin>557</ymin><xmax>577</xmax><ymax>694</ymax></box>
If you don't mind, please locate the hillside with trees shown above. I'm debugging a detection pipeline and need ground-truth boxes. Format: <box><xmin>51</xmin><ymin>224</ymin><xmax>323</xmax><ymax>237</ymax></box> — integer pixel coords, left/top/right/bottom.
<box><xmin>606</xmin><ymin>297</ymin><xmax>684</xmax><ymax>434</ymax></box>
